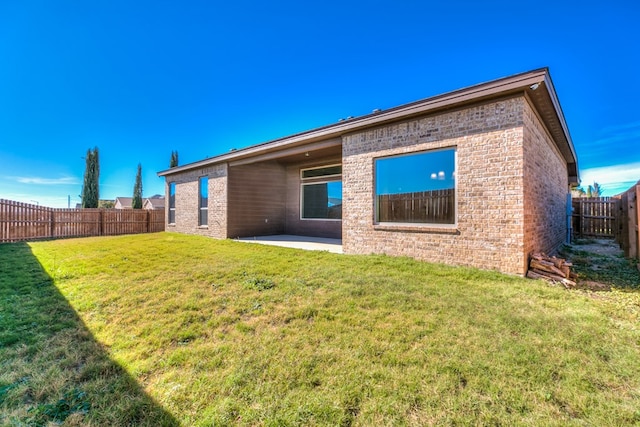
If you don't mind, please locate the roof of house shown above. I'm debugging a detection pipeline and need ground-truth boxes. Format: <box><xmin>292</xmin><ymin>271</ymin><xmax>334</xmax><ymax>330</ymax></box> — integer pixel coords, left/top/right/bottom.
<box><xmin>115</xmin><ymin>197</ymin><xmax>133</xmax><ymax>208</ymax></box>
<box><xmin>158</xmin><ymin>68</ymin><xmax>578</xmax><ymax>184</ymax></box>
<box><xmin>143</xmin><ymin>197</ymin><xmax>165</xmax><ymax>209</ymax></box>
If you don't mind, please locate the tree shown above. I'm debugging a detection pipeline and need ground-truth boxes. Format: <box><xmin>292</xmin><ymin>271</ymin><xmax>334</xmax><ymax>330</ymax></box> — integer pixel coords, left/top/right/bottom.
<box><xmin>81</xmin><ymin>147</ymin><xmax>100</xmax><ymax>208</ymax></box>
<box><xmin>575</xmin><ymin>182</ymin><xmax>603</xmax><ymax>198</ymax></box>
<box><xmin>586</xmin><ymin>182</ymin><xmax>602</xmax><ymax>198</ymax></box>
<box><xmin>170</xmin><ymin>150</ymin><xmax>179</xmax><ymax>168</ymax></box>
<box><xmin>132</xmin><ymin>163</ymin><xmax>143</xmax><ymax>209</ymax></box>
<box><xmin>98</xmin><ymin>200</ymin><xmax>115</xmax><ymax>209</ymax></box>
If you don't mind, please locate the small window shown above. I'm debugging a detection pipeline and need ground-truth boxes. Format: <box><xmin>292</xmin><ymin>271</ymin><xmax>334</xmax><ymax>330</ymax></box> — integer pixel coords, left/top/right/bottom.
<box><xmin>300</xmin><ymin>164</ymin><xmax>342</xmax><ymax>220</ymax></box>
<box><xmin>301</xmin><ymin>165</ymin><xmax>342</xmax><ymax>179</ymax></box>
<box><xmin>168</xmin><ymin>182</ymin><xmax>176</xmax><ymax>224</ymax></box>
<box><xmin>199</xmin><ymin>176</ymin><xmax>208</xmax><ymax>226</ymax></box>
<box><xmin>375</xmin><ymin>148</ymin><xmax>456</xmax><ymax>224</ymax></box>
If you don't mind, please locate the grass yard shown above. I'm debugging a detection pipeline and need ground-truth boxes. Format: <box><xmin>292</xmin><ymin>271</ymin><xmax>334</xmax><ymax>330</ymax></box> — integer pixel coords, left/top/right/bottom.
<box><xmin>1</xmin><ymin>233</ymin><xmax>639</xmax><ymax>426</ymax></box>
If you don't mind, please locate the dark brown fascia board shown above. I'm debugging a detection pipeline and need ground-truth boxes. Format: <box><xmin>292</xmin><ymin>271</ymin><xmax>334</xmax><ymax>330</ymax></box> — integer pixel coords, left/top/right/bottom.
<box><xmin>539</xmin><ymin>72</ymin><xmax>579</xmax><ymax>183</ymax></box>
<box><xmin>158</xmin><ymin>68</ymin><xmax>577</xmax><ymax>177</ymax></box>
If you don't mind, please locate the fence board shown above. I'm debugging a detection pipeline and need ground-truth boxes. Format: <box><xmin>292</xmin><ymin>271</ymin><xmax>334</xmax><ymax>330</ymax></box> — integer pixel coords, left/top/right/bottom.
<box><xmin>572</xmin><ymin>197</ymin><xmax>620</xmax><ymax>238</ymax></box>
<box><xmin>0</xmin><ymin>199</ymin><xmax>165</xmax><ymax>243</ymax></box>
<box><xmin>614</xmin><ymin>183</ymin><xmax>639</xmax><ymax>261</ymax></box>
<box><xmin>377</xmin><ymin>189</ymin><xmax>455</xmax><ymax>224</ymax></box>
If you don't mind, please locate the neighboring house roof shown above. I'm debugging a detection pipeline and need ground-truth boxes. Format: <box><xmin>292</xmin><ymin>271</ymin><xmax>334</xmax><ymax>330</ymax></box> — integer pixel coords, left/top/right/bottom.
<box><xmin>157</xmin><ymin>68</ymin><xmax>578</xmax><ymax>184</ymax></box>
<box><xmin>143</xmin><ymin>197</ymin><xmax>165</xmax><ymax>210</ymax></box>
<box><xmin>114</xmin><ymin>197</ymin><xmax>133</xmax><ymax>209</ymax></box>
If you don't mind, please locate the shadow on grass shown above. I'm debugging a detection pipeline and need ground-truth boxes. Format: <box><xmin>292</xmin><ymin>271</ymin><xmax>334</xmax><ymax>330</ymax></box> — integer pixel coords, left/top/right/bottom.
<box><xmin>0</xmin><ymin>243</ymin><xmax>178</xmax><ymax>426</ymax></box>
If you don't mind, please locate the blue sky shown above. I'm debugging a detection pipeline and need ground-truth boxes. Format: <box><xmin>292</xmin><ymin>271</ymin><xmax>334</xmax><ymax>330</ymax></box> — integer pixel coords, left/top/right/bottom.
<box><xmin>1</xmin><ymin>0</ymin><xmax>638</xmax><ymax>207</ymax></box>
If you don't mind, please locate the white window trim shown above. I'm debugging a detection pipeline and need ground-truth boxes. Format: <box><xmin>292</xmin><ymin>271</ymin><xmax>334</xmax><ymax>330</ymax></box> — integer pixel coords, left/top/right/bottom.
<box><xmin>198</xmin><ymin>176</ymin><xmax>208</xmax><ymax>227</ymax></box>
<box><xmin>300</xmin><ymin>163</ymin><xmax>342</xmax><ymax>181</ymax></box>
<box><xmin>168</xmin><ymin>182</ymin><xmax>176</xmax><ymax>225</ymax></box>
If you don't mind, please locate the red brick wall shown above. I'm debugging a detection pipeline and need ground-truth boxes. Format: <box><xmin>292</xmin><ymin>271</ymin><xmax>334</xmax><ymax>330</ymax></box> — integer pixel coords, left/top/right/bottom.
<box><xmin>522</xmin><ymin>98</ymin><xmax>569</xmax><ymax>272</ymax></box>
<box><xmin>166</xmin><ymin>164</ymin><xmax>228</xmax><ymax>238</ymax></box>
<box><xmin>342</xmin><ymin>97</ymin><xmax>530</xmax><ymax>275</ymax></box>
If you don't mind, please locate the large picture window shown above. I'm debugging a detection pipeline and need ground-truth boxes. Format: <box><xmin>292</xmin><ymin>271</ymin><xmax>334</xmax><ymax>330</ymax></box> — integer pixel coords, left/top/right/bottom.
<box><xmin>168</xmin><ymin>182</ymin><xmax>176</xmax><ymax>224</ymax></box>
<box><xmin>198</xmin><ymin>176</ymin><xmax>208</xmax><ymax>226</ymax></box>
<box><xmin>375</xmin><ymin>148</ymin><xmax>456</xmax><ymax>225</ymax></box>
<box><xmin>301</xmin><ymin>164</ymin><xmax>342</xmax><ymax>220</ymax></box>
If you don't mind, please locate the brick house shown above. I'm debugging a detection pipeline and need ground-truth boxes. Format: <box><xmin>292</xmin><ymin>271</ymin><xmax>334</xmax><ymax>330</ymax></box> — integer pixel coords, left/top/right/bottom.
<box><xmin>157</xmin><ymin>68</ymin><xmax>578</xmax><ymax>275</ymax></box>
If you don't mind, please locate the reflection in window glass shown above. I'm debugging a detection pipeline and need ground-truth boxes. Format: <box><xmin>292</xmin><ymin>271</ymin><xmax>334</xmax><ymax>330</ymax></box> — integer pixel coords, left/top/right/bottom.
<box><xmin>375</xmin><ymin>148</ymin><xmax>456</xmax><ymax>224</ymax></box>
<box><xmin>302</xmin><ymin>181</ymin><xmax>342</xmax><ymax>219</ymax></box>
<box><xmin>168</xmin><ymin>182</ymin><xmax>176</xmax><ymax>224</ymax></box>
<box><xmin>199</xmin><ymin>176</ymin><xmax>208</xmax><ymax>226</ymax></box>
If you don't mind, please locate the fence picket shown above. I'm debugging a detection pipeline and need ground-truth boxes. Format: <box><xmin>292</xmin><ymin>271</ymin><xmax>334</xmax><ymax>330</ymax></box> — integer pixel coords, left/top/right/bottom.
<box><xmin>0</xmin><ymin>199</ymin><xmax>165</xmax><ymax>243</ymax></box>
<box><xmin>377</xmin><ymin>189</ymin><xmax>455</xmax><ymax>224</ymax></box>
<box><xmin>572</xmin><ymin>197</ymin><xmax>620</xmax><ymax>238</ymax></box>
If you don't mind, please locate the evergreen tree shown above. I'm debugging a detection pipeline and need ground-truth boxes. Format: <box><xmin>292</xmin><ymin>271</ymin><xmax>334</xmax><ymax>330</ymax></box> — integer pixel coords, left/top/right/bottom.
<box><xmin>81</xmin><ymin>147</ymin><xmax>100</xmax><ymax>208</ymax></box>
<box><xmin>132</xmin><ymin>163</ymin><xmax>143</xmax><ymax>209</ymax></box>
<box><xmin>170</xmin><ymin>150</ymin><xmax>179</xmax><ymax>168</ymax></box>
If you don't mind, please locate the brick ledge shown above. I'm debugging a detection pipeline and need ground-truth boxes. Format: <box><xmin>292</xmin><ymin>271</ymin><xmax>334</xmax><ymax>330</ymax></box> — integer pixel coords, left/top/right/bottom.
<box><xmin>373</xmin><ymin>224</ymin><xmax>460</xmax><ymax>234</ymax></box>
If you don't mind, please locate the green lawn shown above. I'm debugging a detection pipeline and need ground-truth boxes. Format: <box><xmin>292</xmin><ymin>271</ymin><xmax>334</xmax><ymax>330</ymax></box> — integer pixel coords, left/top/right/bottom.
<box><xmin>1</xmin><ymin>233</ymin><xmax>639</xmax><ymax>426</ymax></box>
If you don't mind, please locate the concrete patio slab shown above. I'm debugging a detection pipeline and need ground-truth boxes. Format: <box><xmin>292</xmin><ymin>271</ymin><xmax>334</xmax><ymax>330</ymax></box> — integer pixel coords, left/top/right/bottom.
<box><xmin>235</xmin><ymin>234</ymin><xmax>343</xmax><ymax>254</ymax></box>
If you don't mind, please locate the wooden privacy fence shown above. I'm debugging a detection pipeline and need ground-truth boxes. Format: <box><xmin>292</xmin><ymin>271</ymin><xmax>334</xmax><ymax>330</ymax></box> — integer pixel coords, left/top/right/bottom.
<box><xmin>572</xmin><ymin>197</ymin><xmax>620</xmax><ymax>238</ymax></box>
<box><xmin>571</xmin><ymin>181</ymin><xmax>640</xmax><ymax>267</ymax></box>
<box><xmin>0</xmin><ymin>199</ymin><xmax>165</xmax><ymax>243</ymax></box>
<box><xmin>614</xmin><ymin>182</ymin><xmax>640</xmax><ymax>262</ymax></box>
<box><xmin>377</xmin><ymin>189</ymin><xmax>455</xmax><ymax>224</ymax></box>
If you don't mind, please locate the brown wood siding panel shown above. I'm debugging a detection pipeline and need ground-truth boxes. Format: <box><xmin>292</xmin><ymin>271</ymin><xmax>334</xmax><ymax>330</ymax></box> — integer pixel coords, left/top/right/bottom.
<box><xmin>227</xmin><ymin>162</ymin><xmax>287</xmax><ymax>238</ymax></box>
<box><xmin>285</xmin><ymin>159</ymin><xmax>342</xmax><ymax>239</ymax></box>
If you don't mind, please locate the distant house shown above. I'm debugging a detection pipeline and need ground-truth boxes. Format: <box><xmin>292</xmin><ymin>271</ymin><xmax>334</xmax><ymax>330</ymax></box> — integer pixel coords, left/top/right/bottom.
<box><xmin>143</xmin><ymin>195</ymin><xmax>165</xmax><ymax>210</ymax></box>
<box><xmin>157</xmin><ymin>68</ymin><xmax>579</xmax><ymax>276</ymax></box>
<box><xmin>114</xmin><ymin>197</ymin><xmax>133</xmax><ymax>209</ymax></box>
<box><xmin>115</xmin><ymin>195</ymin><xmax>164</xmax><ymax>210</ymax></box>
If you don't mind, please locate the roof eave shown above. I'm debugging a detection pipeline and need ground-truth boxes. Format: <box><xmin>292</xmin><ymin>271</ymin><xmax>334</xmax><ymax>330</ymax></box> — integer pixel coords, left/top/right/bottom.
<box><xmin>158</xmin><ymin>68</ymin><xmax>578</xmax><ymax>181</ymax></box>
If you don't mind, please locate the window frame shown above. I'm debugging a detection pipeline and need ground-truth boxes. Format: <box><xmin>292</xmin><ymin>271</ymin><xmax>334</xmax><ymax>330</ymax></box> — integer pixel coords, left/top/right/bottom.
<box><xmin>168</xmin><ymin>182</ymin><xmax>176</xmax><ymax>225</ymax></box>
<box><xmin>300</xmin><ymin>164</ymin><xmax>342</xmax><ymax>221</ymax></box>
<box><xmin>374</xmin><ymin>147</ymin><xmax>457</xmax><ymax>227</ymax></box>
<box><xmin>198</xmin><ymin>176</ymin><xmax>208</xmax><ymax>227</ymax></box>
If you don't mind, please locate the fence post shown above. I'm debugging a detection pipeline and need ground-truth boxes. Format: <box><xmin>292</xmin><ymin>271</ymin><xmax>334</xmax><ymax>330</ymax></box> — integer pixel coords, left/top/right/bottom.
<box><xmin>50</xmin><ymin>209</ymin><xmax>54</xmax><ymax>239</ymax></box>
<box><xmin>578</xmin><ymin>199</ymin><xmax>584</xmax><ymax>236</ymax></box>
<box><xmin>636</xmin><ymin>184</ymin><xmax>640</xmax><ymax>270</ymax></box>
<box><xmin>630</xmin><ymin>185</ymin><xmax>638</xmax><ymax>261</ymax></box>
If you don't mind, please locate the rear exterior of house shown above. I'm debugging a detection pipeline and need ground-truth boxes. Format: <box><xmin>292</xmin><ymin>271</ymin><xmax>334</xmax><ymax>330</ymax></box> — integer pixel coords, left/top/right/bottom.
<box><xmin>158</xmin><ymin>68</ymin><xmax>578</xmax><ymax>276</ymax></box>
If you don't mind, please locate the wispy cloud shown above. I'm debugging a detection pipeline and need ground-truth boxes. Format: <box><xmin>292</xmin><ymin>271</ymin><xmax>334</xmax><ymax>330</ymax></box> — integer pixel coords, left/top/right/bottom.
<box><xmin>580</xmin><ymin>162</ymin><xmax>640</xmax><ymax>196</ymax></box>
<box><xmin>599</xmin><ymin>120</ymin><xmax>640</xmax><ymax>135</ymax></box>
<box><xmin>578</xmin><ymin>120</ymin><xmax>640</xmax><ymax>179</ymax></box>
<box><xmin>11</xmin><ymin>176</ymin><xmax>79</xmax><ymax>185</ymax></box>
<box><xmin>583</xmin><ymin>120</ymin><xmax>640</xmax><ymax>148</ymax></box>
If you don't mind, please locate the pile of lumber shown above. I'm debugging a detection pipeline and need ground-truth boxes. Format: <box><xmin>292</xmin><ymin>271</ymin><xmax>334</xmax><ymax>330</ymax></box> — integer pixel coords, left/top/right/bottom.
<box><xmin>526</xmin><ymin>253</ymin><xmax>577</xmax><ymax>288</ymax></box>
